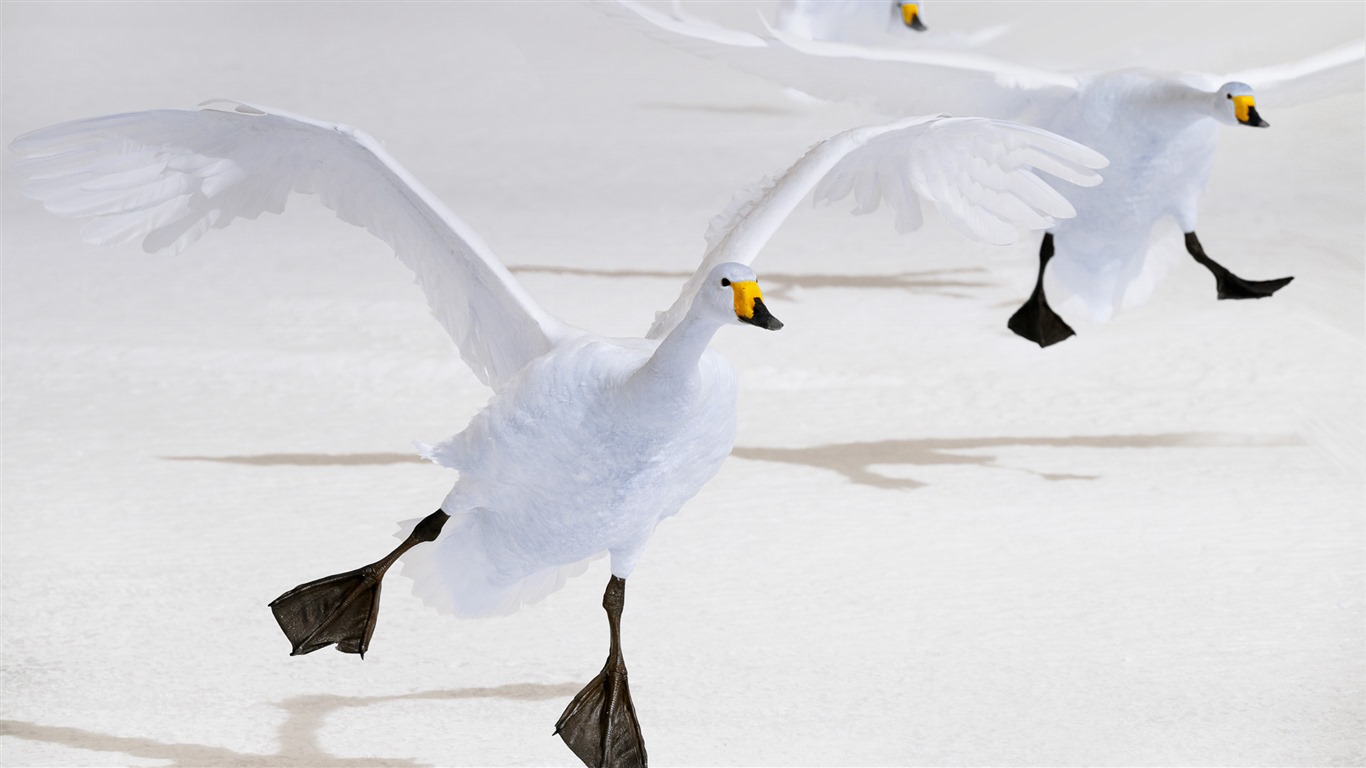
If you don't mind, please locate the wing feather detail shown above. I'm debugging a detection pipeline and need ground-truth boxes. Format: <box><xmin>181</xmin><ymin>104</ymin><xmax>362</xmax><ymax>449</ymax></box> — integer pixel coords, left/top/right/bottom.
<box><xmin>10</xmin><ymin>101</ymin><xmax>567</xmax><ymax>391</ymax></box>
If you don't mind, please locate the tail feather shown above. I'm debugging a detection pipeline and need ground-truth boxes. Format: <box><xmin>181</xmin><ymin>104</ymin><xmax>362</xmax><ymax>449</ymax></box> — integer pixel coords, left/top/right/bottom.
<box><xmin>395</xmin><ymin>511</ymin><xmax>602</xmax><ymax>617</ymax></box>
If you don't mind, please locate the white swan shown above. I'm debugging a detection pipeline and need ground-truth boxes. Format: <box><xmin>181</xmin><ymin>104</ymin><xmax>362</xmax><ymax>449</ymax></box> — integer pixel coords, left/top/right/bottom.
<box><xmin>9</xmin><ymin>100</ymin><xmax>1103</xmax><ymax>765</ymax></box>
<box><xmin>775</xmin><ymin>0</ymin><xmax>927</xmax><ymax>40</ymax></box>
<box><xmin>665</xmin><ymin>0</ymin><xmax>928</xmax><ymax>42</ymax></box>
<box><xmin>606</xmin><ymin>0</ymin><xmax>1365</xmax><ymax>346</ymax></box>
<box><xmin>770</xmin><ymin>0</ymin><xmax>1009</xmax><ymax>48</ymax></box>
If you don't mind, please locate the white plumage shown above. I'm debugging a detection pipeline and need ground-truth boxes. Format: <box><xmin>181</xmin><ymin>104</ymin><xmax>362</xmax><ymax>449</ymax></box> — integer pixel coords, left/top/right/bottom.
<box><xmin>607</xmin><ymin>1</ymin><xmax>1364</xmax><ymax>330</ymax></box>
<box><xmin>774</xmin><ymin>0</ymin><xmax>914</xmax><ymax>43</ymax></box>
<box><xmin>10</xmin><ymin>101</ymin><xmax>1103</xmax><ymax>618</ymax></box>
<box><xmin>771</xmin><ymin>0</ymin><xmax>1008</xmax><ymax>47</ymax></box>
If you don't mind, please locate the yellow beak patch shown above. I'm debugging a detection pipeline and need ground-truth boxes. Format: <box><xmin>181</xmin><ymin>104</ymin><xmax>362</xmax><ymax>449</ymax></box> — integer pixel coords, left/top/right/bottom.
<box><xmin>1233</xmin><ymin>95</ymin><xmax>1256</xmax><ymax>123</ymax></box>
<box><xmin>901</xmin><ymin>3</ymin><xmax>919</xmax><ymax>26</ymax></box>
<box><xmin>731</xmin><ymin>280</ymin><xmax>764</xmax><ymax>320</ymax></box>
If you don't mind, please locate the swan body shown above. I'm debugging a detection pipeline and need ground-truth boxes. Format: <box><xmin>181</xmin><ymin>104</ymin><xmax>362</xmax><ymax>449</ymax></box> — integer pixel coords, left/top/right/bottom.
<box><xmin>410</xmin><ymin>321</ymin><xmax>741</xmax><ymax>616</ymax></box>
<box><xmin>11</xmin><ymin>99</ymin><xmax>1103</xmax><ymax>761</ymax></box>
<box><xmin>607</xmin><ymin>0</ymin><xmax>1364</xmax><ymax>330</ymax></box>
<box><xmin>1035</xmin><ymin>73</ymin><xmax>1245</xmax><ymax>315</ymax></box>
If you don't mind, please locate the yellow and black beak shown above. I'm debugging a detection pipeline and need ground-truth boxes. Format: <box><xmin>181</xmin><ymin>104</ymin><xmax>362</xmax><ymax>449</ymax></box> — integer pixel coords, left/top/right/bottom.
<box><xmin>900</xmin><ymin>2</ymin><xmax>927</xmax><ymax>31</ymax></box>
<box><xmin>1234</xmin><ymin>95</ymin><xmax>1269</xmax><ymax>128</ymax></box>
<box><xmin>731</xmin><ymin>280</ymin><xmax>783</xmax><ymax>330</ymax></box>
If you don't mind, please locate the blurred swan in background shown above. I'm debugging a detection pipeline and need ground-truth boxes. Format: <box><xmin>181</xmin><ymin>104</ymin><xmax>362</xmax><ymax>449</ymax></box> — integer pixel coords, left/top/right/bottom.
<box><xmin>662</xmin><ymin>0</ymin><xmax>1010</xmax><ymax>50</ymax></box>
<box><xmin>770</xmin><ymin>0</ymin><xmax>1010</xmax><ymax>47</ymax></box>
<box><xmin>608</xmin><ymin>0</ymin><xmax>1364</xmax><ymax>346</ymax></box>
<box><xmin>775</xmin><ymin>0</ymin><xmax>930</xmax><ymax>40</ymax></box>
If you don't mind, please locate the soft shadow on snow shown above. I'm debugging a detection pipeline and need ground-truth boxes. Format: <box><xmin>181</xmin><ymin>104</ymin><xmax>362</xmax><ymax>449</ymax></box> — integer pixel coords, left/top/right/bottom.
<box><xmin>165</xmin><ymin>453</ymin><xmax>428</xmax><ymax>467</ymax></box>
<box><xmin>162</xmin><ymin>431</ymin><xmax>1301</xmax><ymax>490</ymax></box>
<box><xmin>0</xmin><ymin>682</ymin><xmax>582</xmax><ymax>767</ymax></box>
<box><xmin>508</xmin><ymin>264</ymin><xmax>995</xmax><ymax>300</ymax></box>
<box><xmin>732</xmin><ymin>432</ymin><xmax>1303</xmax><ymax>489</ymax></box>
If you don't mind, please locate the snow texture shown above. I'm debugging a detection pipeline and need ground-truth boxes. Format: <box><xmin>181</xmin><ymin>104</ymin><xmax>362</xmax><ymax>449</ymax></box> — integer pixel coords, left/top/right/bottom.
<box><xmin>2</xmin><ymin>2</ymin><xmax>1362</xmax><ymax>766</ymax></box>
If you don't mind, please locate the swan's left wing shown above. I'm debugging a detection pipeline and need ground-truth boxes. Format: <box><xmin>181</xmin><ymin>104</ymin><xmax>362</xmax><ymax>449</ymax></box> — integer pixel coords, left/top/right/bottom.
<box><xmin>646</xmin><ymin>114</ymin><xmax>1107</xmax><ymax>339</ymax></box>
<box><xmin>10</xmin><ymin>101</ymin><xmax>568</xmax><ymax>391</ymax></box>
<box><xmin>1227</xmin><ymin>40</ymin><xmax>1365</xmax><ymax>108</ymax></box>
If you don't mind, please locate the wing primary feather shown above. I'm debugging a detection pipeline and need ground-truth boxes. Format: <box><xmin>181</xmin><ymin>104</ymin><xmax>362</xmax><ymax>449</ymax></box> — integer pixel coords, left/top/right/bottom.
<box><xmin>1227</xmin><ymin>40</ymin><xmax>1365</xmax><ymax>108</ymax></box>
<box><xmin>10</xmin><ymin>103</ymin><xmax>570</xmax><ymax>391</ymax></box>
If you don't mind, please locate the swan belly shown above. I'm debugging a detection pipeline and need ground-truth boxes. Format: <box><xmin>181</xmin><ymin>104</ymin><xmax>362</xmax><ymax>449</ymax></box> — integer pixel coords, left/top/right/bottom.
<box><xmin>1039</xmin><ymin>84</ymin><xmax>1220</xmax><ymax>317</ymax></box>
<box><xmin>405</xmin><ymin>341</ymin><xmax>739</xmax><ymax>616</ymax></box>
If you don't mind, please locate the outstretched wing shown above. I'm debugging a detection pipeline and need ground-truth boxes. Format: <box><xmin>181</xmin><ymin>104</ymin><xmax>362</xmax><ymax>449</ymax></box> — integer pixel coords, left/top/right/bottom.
<box><xmin>1225</xmin><ymin>41</ymin><xmax>1365</xmax><ymax>108</ymax></box>
<box><xmin>601</xmin><ymin>0</ymin><xmax>1076</xmax><ymax>120</ymax></box>
<box><xmin>10</xmin><ymin>101</ymin><xmax>568</xmax><ymax>391</ymax></box>
<box><xmin>647</xmin><ymin>114</ymin><xmax>1107</xmax><ymax>339</ymax></box>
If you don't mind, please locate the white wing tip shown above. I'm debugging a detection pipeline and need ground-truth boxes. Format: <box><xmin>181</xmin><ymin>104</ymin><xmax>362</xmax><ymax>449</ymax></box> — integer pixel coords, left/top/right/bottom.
<box><xmin>1079</xmin><ymin>147</ymin><xmax>1110</xmax><ymax>170</ymax></box>
<box><xmin>197</xmin><ymin>99</ymin><xmax>267</xmax><ymax>116</ymax></box>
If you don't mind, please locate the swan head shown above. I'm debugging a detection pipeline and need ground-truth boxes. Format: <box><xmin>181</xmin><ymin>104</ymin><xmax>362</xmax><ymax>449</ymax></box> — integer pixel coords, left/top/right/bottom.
<box><xmin>1214</xmin><ymin>82</ymin><xmax>1269</xmax><ymax>128</ymax></box>
<box><xmin>700</xmin><ymin>263</ymin><xmax>783</xmax><ymax>331</ymax></box>
<box><xmin>897</xmin><ymin>2</ymin><xmax>927</xmax><ymax>31</ymax></box>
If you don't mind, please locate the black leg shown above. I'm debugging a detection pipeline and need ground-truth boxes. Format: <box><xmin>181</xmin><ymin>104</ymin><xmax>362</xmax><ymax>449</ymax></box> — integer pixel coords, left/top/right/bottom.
<box><xmin>1185</xmin><ymin>231</ymin><xmax>1293</xmax><ymax>300</ymax></box>
<box><xmin>269</xmin><ymin>509</ymin><xmax>449</xmax><ymax>658</ymax></box>
<box><xmin>1007</xmin><ymin>233</ymin><xmax>1076</xmax><ymax>347</ymax></box>
<box><xmin>555</xmin><ymin>576</ymin><xmax>647</xmax><ymax>768</ymax></box>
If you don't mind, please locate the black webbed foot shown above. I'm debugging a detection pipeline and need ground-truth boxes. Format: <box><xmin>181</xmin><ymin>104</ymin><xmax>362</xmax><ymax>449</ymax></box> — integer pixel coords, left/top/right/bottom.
<box><xmin>1008</xmin><ymin>233</ymin><xmax>1076</xmax><ymax>348</ymax></box>
<box><xmin>556</xmin><ymin>656</ymin><xmax>646</xmax><ymax>767</ymax></box>
<box><xmin>269</xmin><ymin>509</ymin><xmax>449</xmax><ymax>658</ymax></box>
<box><xmin>555</xmin><ymin>576</ymin><xmax>647</xmax><ymax>768</ymax></box>
<box><xmin>1185</xmin><ymin>232</ymin><xmax>1293</xmax><ymax>300</ymax></box>
<box><xmin>1008</xmin><ymin>288</ymin><xmax>1077</xmax><ymax>347</ymax></box>
<box><xmin>269</xmin><ymin>561</ymin><xmax>385</xmax><ymax>656</ymax></box>
<box><xmin>1214</xmin><ymin>273</ymin><xmax>1294</xmax><ymax>300</ymax></box>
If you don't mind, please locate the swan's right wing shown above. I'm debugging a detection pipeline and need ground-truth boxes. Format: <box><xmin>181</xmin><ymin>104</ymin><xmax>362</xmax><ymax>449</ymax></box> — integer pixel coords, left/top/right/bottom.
<box><xmin>601</xmin><ymin>0</ymin><xmax>1076</xmax><ymax>120</ymax></box>
<box><xmin>1226</xmin><ymin>40</ymin><xmax>1366</xmax><ymax>108</ymax></box>
<box><xmin>10</xmin><ymin>101</ymin><xmax>568</xmax><ymax>391</ymax></box>
<box><xmin>646</xmin><ymin>114</ymin><xmax>1107</xmax><ymax>339</ymax></box>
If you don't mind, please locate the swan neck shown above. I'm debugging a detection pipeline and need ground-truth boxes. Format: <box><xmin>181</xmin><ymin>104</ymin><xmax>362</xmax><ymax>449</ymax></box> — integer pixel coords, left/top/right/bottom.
<box><xmin>1168</xmin><ymin>82</ymin><xmax>1218</xmax><ymax>118</ymax></box>
<box><xmin>633</xmin><ymin>310</ymin><xmax>720</xmax><ymax>393</ymax></box>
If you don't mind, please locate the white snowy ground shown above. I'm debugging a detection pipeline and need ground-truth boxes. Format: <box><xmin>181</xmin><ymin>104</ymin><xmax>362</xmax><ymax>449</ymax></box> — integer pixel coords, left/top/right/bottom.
<box><xmin>2</xmin><ymin>2</ymin><xmax>1362</xmax><ymax>766</ymax></box>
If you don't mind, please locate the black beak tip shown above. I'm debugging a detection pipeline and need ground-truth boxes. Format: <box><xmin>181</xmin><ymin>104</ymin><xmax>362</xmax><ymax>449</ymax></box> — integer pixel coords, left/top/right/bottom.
<box><xmin>744</xmin><ymin>314</ymin><xmax>783</xmax><ymax>331</ymax></box>
<box><xmin>909</xmin><ymin>16</ymin><xmax>927</xmax><ymax>31</ymax></box>
<box><xmin>742</xmin><ymin>298</ymin><xmax>783</xmax><ymax>330</ymax></box>
<box><xmin>1243</xmin><ymin>106</ymin><xmax>1270</xmax><ymax>128</ymax></box>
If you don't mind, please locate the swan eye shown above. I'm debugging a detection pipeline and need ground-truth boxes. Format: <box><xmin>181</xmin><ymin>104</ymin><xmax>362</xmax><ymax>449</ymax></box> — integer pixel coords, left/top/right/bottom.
<box><xmin>1227</xmin><ymin>94</ymin><xmax>1233</xmax><ymax>99</ymax></box>
<box><xmin>720</xmin><ymin>278</ymin><xmax>731</xmax><ymax>287</ymax></box>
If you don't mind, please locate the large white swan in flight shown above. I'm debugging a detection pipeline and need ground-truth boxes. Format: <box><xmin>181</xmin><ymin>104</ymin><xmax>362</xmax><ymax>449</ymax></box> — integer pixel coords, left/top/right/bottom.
<box><xmin>10</xmin><ymin>100</ymin><xmax>1103</xmax><ymax>765</ymax></box>
<box><xmin>606</xmin><ymin>0</ymin><xmax>1365</xmax><ymax>346</ymax></box>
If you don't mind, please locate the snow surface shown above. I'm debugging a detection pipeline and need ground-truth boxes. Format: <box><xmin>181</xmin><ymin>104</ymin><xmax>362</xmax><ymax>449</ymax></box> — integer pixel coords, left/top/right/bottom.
<box><xmin>2</xmin><ymin>2</ymin><xmax>1362</xmax><ymax>765</ymax></box>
